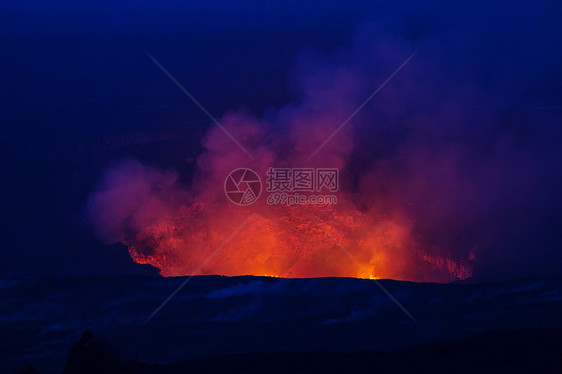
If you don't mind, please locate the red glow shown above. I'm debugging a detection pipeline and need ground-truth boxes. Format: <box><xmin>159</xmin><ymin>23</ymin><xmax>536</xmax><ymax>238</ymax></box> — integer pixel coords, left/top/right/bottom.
<box><xmin>123</xmin><ymin>200</ymin><xmax>471</xmax><ymax>282</ymax></box>
<box><xmin>88</xmin><ymin>37</ymin><xmax>479</xmax><ymax>283</ymax></box>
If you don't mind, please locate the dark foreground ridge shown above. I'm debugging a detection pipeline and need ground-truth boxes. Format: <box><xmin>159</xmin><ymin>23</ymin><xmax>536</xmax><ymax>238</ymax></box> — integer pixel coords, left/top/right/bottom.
<box><xmin>165</xmin><ymin>328</ymin><xmax>562</xmax><ymax>374</ymax></box>
<box><xmin>44</xmin><ymin>328</ymin><xmax>562</xmax><ymax>373</ymax></box>
<box><xmin>4</xmin><ymin>276</ymin><xmax>562</xmax><ymax>373</ymax></box>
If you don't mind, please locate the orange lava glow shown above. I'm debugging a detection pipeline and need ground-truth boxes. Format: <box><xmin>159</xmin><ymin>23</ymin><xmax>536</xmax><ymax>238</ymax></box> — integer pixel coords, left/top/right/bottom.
<box><xmin>124</xmin><ymin>201</ymin><xmax>471</xmax><ymax>282</ymax></box>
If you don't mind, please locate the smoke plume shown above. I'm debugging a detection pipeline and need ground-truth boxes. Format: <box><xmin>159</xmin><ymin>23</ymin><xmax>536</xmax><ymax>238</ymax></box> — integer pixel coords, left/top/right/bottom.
<box><xmin>88</xmin><ymin>21</ymin><xmax>562</xmax><ymax>282</ymax></box>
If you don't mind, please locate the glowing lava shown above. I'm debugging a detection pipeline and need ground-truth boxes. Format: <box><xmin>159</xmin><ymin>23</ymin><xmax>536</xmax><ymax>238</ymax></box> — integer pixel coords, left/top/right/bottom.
<box><xmin>123</xmin><ymin>201</ymin><xmax>471</xmax><ymax>282</ymax></box>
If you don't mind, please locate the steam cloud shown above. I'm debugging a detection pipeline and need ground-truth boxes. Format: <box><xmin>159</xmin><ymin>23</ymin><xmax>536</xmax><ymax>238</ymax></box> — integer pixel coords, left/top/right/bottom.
<box><xmin>88</xmin><ymin>21</ymin><xmax>562</xmax><ymax>282</ymax></box>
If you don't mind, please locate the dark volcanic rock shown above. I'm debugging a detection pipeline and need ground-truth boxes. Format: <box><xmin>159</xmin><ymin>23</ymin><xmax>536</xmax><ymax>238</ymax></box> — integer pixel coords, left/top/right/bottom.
<box><xmin>2</xmin><ymin>276</ymin><xmax>562</xmax><ymax>373</ymax></box>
